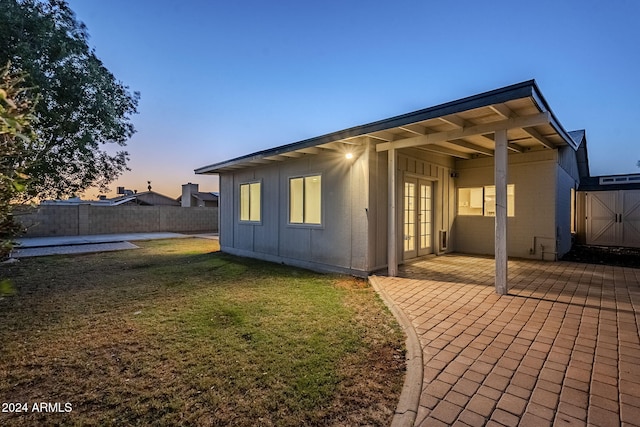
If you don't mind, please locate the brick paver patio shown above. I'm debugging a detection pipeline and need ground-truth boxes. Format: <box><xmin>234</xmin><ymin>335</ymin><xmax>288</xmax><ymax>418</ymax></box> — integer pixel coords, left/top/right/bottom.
<box><xmin>374</xmin><ymin>255</ymin><xmax>640</xmax><ymax>427</ymax></box>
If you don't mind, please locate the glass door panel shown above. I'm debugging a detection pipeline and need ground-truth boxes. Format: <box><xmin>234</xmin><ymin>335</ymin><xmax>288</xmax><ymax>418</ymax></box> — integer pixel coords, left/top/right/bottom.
<box><xmin>419</xmin><ymin>181</ymin><xmax>433</xmax><ymax>256</ymax></box>
<box><xmin>403</xmin><ymin>181</ymin><xmax>416</xmax><ymax>256</ymax></box>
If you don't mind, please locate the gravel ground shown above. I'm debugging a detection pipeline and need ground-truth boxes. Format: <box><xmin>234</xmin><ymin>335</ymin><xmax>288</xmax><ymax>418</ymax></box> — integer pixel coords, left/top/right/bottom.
<box><xmin>561</xmin><ymin>244</ymin><xmax>640</xmax><ymax>268</ymax></box>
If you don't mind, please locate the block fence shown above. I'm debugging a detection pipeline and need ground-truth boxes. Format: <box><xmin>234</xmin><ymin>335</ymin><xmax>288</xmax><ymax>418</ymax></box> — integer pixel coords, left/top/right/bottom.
<box><xmin>14</xmin><ymin>205</ymin><xmax>218</xmax><ymax>237</ymax></box>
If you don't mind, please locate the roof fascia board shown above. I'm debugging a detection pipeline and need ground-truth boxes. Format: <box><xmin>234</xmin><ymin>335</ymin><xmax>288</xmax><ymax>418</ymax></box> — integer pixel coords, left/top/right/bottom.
<box><xmin>529</xmin><ymin>81</ymin><xmax>578</xmax><ymax>150</ymax></box>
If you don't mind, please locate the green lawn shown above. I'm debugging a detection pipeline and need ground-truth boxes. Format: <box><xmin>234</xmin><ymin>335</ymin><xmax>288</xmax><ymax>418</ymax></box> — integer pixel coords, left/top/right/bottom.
<box><xmin>0</xmin><ymin>238</ymin><xmax>405</xmax><ymax>426</ymax></box>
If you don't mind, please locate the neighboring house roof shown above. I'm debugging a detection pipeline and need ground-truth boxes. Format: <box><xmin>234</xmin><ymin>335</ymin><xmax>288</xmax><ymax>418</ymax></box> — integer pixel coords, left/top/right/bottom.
<box><xmin>192</xmin><ymin>192</ymin><xmax>219</xmax><ymax>202</ymax></box>
<box><xmin>110</xmin><ymin>191</ymin><xmax>180</xmax><ymax>206</ymax></box>
<box><xmin>42</xmin><ymin>191</ymin><xmax>180</xmax><ymax>206</ymax></box>
<box><xmin>41</xmin><ymin>197</ymin><xmax>109</xmax><ymax>206</ymax></box>
<box><xmin>196</xmin><ymin>80</ymin><xmax>578</xmax><ymax>175</ymax></box>
<box><xmin>108</xmin><ymin>195</ymin><xmax>140</xmax><ymax>205</ymax></box>
<box><xmin>176</xmin><ymin>192</ymin><xmax>218</xmax><ymax>202</ymax></box>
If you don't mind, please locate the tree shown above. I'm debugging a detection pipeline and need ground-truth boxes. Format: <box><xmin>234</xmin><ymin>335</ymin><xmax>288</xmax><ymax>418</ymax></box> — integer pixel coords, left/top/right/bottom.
<box><xmin>0</xmin><ymin>0</ymin><xmax>139</xmax><ymax>200</ymax></box>
<box><xmin>1</xmin><ymin>62</ymin><xmax>37</xmax><ymax>260</ymax></box>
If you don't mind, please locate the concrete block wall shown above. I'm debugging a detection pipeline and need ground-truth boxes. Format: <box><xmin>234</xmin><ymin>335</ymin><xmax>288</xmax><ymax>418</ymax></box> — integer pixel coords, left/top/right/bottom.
<box><xmin>15</xmin><ymin>205</ymin><xmax>79</xmax><ymax>237</ymax></box>
<box><xmin>15</xmin><ymin>205</ymin><xmax>218</xmax><ymax>237</ymax></box>
<box><xmin>89</xmin><ymin>206</ymin><xmax>160</xmax><ymax>234</ymax></box>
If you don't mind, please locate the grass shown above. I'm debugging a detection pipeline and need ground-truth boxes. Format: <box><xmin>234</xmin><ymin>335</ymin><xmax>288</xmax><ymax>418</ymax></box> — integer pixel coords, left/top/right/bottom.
<box><xmin>0</xmin><ymin>238</ymin><xmax>405</xmax><ymax>426</ymax></box>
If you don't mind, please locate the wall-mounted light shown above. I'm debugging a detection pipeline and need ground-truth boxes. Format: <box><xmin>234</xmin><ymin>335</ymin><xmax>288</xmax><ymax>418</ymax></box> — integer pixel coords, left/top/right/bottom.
<box><xmin>450</xmin><ymin>171</ymin><xmax>459</xmax><ymax>178</ymax></box>
<box><xmin>345</xmin><ymin>152</ymin><xmax>353</xmax><ymax>160</ymax></box>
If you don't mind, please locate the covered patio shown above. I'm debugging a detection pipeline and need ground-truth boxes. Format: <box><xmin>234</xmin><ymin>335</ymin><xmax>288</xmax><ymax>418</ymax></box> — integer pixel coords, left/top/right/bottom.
<box><xmin>371</xmin><ymin>255</ymin><xmax>640</xmax><ymax>426</ymax></box>
<box><xmin>367</xmin><ymin>81</ymin><xmax>578</xmax><ymax>294</ymax></box>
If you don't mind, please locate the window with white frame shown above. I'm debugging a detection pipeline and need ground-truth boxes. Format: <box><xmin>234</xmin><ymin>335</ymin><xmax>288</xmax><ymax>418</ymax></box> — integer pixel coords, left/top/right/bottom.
<box><xmin>240</xmin><ymin>181</ymin><xmax>261</xmax><ymax>222</ymax></box>
<box><xmin>458</xmin><ymin>185</ymin><xmax>514</xmax><ymax>217</ymax></box>
<box><xmin>289</xmin><ymin>175</ymin><xmax>321</xmax><ymax>225</ymax></box>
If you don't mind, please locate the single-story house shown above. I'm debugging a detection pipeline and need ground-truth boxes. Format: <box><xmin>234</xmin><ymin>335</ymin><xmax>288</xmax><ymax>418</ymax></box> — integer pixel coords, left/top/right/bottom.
<box><xmin>196</xmin><ymin>80</ymin><xmax>601</xmax><ymax>293</ymax></box>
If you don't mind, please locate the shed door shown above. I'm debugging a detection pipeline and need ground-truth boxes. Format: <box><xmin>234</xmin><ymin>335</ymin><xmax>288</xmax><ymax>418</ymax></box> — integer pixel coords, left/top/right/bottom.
<box><xmin>403</xmin><ymin>178</ymin><xmax>433</xmax><ymax>259</ymax></box>
<box><xmin>586</xmin><ymin>190</ymin><xmax>640</xmax><ymax>248</ymax></box>
<box><xmin>622</xmin><ymin>190</ymin><xmax>640</xmax><ymax>247</ymax></box>
<box><xmin>586</xmin><ymin>191</ymin><xmax>618</xmax><ymax>246</ymax></box>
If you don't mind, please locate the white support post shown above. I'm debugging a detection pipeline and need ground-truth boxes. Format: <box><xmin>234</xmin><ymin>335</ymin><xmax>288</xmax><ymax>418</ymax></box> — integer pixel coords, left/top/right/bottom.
<box><xmin>388</xmin><ymin>146</ymin><xmax>397</xmax><ymax>277</ymax></box>
<box><xmin>494</xmin><ymin>129</ymin><xmax>508</xmax><ymax>295</ymax></box>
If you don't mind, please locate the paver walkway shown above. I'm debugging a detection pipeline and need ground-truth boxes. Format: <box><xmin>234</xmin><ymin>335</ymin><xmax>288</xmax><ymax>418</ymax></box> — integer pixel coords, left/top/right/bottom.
<box><xmin>373</xmin><ymin>254</ymin><xmax>640</xmax><ymax>427</ymax></box>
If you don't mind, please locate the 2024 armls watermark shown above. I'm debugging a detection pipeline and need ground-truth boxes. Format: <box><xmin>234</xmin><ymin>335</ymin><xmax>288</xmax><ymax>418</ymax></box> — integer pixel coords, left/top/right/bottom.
<box><xmin>2</xmin><ymin>402</ymin><xmax>73</xmax><ymax>413</ymax></box>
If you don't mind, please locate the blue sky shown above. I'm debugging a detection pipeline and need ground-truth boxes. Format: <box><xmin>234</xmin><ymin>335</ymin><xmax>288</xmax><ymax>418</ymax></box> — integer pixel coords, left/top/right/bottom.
<box><xmin>67</xmin><ymin>0</ymin><xmax>640</xmax><ymax>198</ymax></box>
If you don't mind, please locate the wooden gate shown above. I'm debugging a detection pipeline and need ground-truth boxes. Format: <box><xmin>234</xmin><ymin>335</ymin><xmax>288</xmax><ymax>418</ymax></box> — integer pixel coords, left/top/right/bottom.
<box><xmin>586</xmin><ymin>190</ymin><xmax>640</xmax><ymax>247</ymax></box>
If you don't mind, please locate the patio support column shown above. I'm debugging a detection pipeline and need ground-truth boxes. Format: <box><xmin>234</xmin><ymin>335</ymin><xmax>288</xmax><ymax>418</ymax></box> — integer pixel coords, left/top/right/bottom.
<box><xmin>495</xmin><ymin>129</ymin><xmax>508</xmax><ymax>295</ymax></box>
<box><xmin>388</xmin><ymin>146</ymin><xmax>398</xmax><ymax>277</ymax></box>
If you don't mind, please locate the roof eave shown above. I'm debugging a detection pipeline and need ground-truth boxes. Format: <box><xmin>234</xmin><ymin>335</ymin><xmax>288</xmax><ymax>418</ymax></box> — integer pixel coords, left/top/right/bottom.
<box><xmin>196</xmin><ymin>80</ymin><xmax>574</xmax><ymax>174</ymax></box>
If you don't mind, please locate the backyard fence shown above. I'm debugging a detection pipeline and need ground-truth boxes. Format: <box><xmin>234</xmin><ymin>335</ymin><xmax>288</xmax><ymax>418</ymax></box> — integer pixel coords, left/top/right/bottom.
<box><xmin>14</xmin><ymin>205</ymin><xmax>218</xmax><ymax>237</ymax></box>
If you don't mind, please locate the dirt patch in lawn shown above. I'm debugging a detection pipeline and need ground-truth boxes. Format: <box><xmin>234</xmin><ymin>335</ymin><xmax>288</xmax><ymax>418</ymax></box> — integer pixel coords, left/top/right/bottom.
<box><xmin>0</xmin><ymin>238</ymin><xmax>405</xmax><ymax>426</ymax></box>
<box><xmin>561</xmin><ymin>244</ymin><xmax>640</xmax><ymax>268</ymax></box>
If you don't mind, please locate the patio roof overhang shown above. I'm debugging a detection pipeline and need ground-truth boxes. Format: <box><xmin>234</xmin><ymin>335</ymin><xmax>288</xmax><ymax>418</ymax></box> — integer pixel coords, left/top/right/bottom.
<box><xmin>195</xmin><ymin>80</ymin><xmax>577</xmax><ymax>175</ymax></box>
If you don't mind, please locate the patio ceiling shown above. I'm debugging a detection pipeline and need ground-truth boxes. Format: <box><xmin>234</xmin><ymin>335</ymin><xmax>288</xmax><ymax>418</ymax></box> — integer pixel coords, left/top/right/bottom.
<box><xmin>195</xmin><ymin>80</ymin><xmax>577</xmax><ymax>174</ymax></box>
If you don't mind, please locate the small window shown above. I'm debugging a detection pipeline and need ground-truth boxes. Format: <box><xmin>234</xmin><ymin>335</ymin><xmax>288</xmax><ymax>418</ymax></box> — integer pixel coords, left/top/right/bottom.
<box><xmin>599</xmin><ymin>175</ymin><xmax>640</xmax><ymax>185</ymax></box>
<box><xmin>458</xmin><ymin>187</ymin><xmax>483</xmax><ymax>216</ymax></box>
<box><xmin>240</xmin><ymin>182</ymin><xmax>261</xmax><ymax>222</ymax></box>
<box><xmin>289</xmin><ymin>175</ymin><xmax>321</xmax><ymax>225</ymax></box>
<box><xmin>484</xmin><ymin>185</ymin><xmax>515</xmax><ymax>217</ymax></box>
<box><xmin>458</xmin><ymin>185</ymin><xmax>514</xmax><ymax>217</ymax></box>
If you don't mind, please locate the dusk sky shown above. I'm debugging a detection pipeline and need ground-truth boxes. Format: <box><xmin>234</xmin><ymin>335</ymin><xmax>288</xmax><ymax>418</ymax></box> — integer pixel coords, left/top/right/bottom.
<box><xmin>67</xmin><ymin>0</ymin><xmax>640</xmax><ymax>199</ymax></box>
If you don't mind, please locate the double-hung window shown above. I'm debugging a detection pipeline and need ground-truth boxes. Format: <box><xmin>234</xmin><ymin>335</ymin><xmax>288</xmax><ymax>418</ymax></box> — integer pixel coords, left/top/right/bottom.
<box><xmin>240</xmin><ymin>181</ymin><xmax>261</xmax><ymax>222</ymax></box>
<box><xmin>289</xmin><ymin>174</ymin><xmax>321</xmax><ymax>225</ymax></box>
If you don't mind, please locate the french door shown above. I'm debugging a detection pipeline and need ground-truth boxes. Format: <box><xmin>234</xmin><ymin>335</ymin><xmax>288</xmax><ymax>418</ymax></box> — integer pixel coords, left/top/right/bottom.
<box><xmin>403</xmin><ymin>178</ymin><xmax>433</xmax><ymax>259</ymax></box>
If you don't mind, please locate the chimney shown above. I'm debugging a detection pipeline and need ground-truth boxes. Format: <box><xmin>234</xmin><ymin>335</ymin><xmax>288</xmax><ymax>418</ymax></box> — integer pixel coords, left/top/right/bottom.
<box><xmin>181</xmin><ymin>182</ymin><xmax>199</xmax><ymax>207</ymax></box>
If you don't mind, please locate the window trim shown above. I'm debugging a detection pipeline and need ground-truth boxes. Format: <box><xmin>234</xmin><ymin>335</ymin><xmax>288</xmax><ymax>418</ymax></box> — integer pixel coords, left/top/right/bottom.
<box><xmin>288</xmin><ymin>173</ymin><xmax>323</xmax><ymax>227</ymax></box>
<box><xmin>239</xmin><ymin>180</ymin><xmax>262</xmax><ymax>224</ymax></box>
